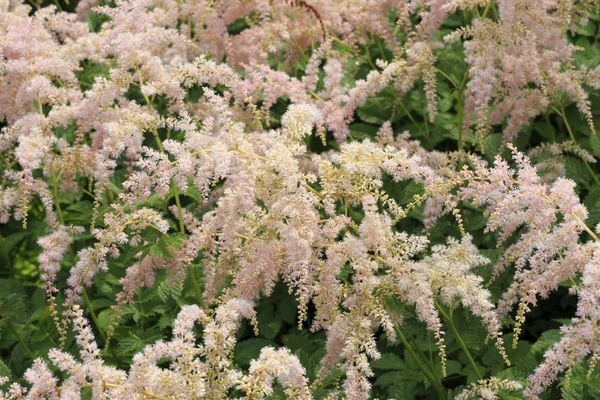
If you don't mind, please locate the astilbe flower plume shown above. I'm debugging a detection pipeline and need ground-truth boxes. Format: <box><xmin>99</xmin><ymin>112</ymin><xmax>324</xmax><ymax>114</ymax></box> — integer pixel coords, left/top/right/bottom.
<box><xmin>0</xmin><ymin>300</ymin><xmax>309</xmax><ymax>400</ymax></box>
<box><xmin>0</xmin><ymin>0</ymin><xmax>599</xmax><ymax>398</ymax></box>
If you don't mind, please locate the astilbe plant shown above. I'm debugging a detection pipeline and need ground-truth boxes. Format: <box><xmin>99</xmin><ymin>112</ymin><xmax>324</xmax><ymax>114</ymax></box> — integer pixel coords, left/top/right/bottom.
<box><xmin>1</xmin><ymin>0</ymin><xmax>600</xmax><ymax>398</ymax></box>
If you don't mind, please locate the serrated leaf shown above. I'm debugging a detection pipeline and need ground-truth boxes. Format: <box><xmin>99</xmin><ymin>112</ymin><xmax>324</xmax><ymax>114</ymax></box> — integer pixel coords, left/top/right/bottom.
<box><xmin>590</xmin><ymin>135</ymin><xmax>600</xmax><ymax>159</ymax></box>
<box><xmin>118</xmin><ymin>335</ymin><xmax>146</xmax><ymax>354</ymax></box>
<box><xmin>0</xmin><ymin>359</ymin><xmax>11</xmax><ymax>380</ymax></box>
<box><xmin>2</xmin><ymin>232</ymin><xmax>30</xmax><ymax>254</ymax></box>
<box><xmin>533</xmin><ymin>120</ymin><xmax>556</xmax><ymax>141</ymax></box>
<box><xmin>484</xmin><ymin>134</ymin><xmax>503</xmax><ymax>160</ymax></box>
<box><xmin>256</xmin><ymin>304</ymin><xmax>282</xmax><ymax>340</ymax></box>
<box><xmin>401</xmin><ymin>182</ymin><xmax>425</xmax><ymax>205</ymax></box>
<box><xmin>158</xmin><ymin>314</ymin><xmax>174</xmax><ymax>330</ymax></box>
<box><xmin>348</xmin><ymin>123</ymin><xmax>380</xmax><ymax>140</ymax></box>
<box><xmin>531</xmin><ymin>329</ymin><xmax>561</xmax><ymax>356</ymax></box>
<box><xmin>564</xmin><ymin>157</ymin><xmax>590</xmax><ymax>185</ymax></box>
<box><xmin>156</xmin><ymin>281</ymin><xmax>181</xmax><ymax>303</ymax></box>
<box><xmin>387</xmin><ymin>381</ymin><xmax>420</xmax><ymax>399</ymax></box>
<box><xmin>585</xmin><ymin>187</ymin><xmax>600</xmax><ymax>227</ymax></box>
<box><xmin>185</xmin><ymin>184</ymin><xmax>204</xmax><ymax>203</ymax></box>
<box><xmin>375</xmin><ymin>370</ymin><xmax>422</xmax><ymax>388</ymax></box>
<box><xmin>282</xmin><ymin>333</ymin><xmax>315</xmax><ymax>354</ymax></box>
<box><xmin>149</xmin><ymin>233</ymin><xmax>186</xmax><ymax>259</ymax></box>
<box><xmin>10</xmin><ymin>344</ymin><xmax>25</xmax><ymax>371</ymax></box>
<box><xmin>561</xmin><ymin>363</ymin><xmax>600</xmax><ymax>400</ymax></box>
<box><xmin>97</xmin><ymin>308</ymin><xmax>117</xmax><ymax>330</ymax></box>
<box><xmin>0</xmin><ymin>294</ymin><xmax>27</xmax><ymax>321</ymax></box>
<box><xmin>234</xmin><ymin>338</ymin><xmax>276</xmax><ymax>368</ymax></box>
<box><xmin>90</xmin><ymin>298</ymin><xmax>115</xmax><ymax>311</ymax></box>
<box><xmin>371</xmin><ymin>353</ymin><xmax>406</xmax><ymax>370</ymax></box>
<box><xmin>356</xmin><ymin>93</ymin><xmax>399</xmax><ymax>125</ymax></box>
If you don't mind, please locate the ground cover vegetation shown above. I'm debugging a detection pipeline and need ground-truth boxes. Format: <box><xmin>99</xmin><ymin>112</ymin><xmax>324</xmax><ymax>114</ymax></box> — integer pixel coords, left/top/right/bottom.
<box><xmin>2</xmin><ymin>0</ymin><xmax>600</xmax><ymax>398</ymax></box>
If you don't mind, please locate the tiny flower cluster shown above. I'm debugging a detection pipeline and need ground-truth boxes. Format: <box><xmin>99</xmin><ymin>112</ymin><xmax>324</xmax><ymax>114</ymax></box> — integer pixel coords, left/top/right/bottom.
<box><xmin>0</xmin><ymin>0</ymin><xmax>599</xmax><ymax>398</ymax></box>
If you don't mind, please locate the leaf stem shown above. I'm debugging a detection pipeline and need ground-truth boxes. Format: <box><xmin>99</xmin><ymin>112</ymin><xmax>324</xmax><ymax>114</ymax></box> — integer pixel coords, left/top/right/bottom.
<box><xmin>51</xmin><ymin>171</ymin><xmax>65</xmax><ymax>225</ymax></box>
<box><xmin>188</xmin><ymin>266</ymin><xmax>206</xmax><ymax>309</ymax></box>
<box><xmin>435</xmin><ymin>68</ymin><xmax>459</xmax><ymax>90</ymax></box>
<box><xmin>435</xmin><ymin>302</ymin><xmax>483</xmax><ymax>380</ymax></box>
<box><xmin>457</xmin><ymin>67</ymin><xmax>469</xmax><ymax>167</ymax></box>
<box><xmin>395</xmin><ymin>327</ymin><xmax>446</xmax><ymax>400</ymax></box>
<box><xmin>5</xmin><ymin>319</ymin><xmax>34</xmax><ymax>359</ymax></box>
<box><xmin>302</xmin><ymin>182</ymin><xmax>324</xmax><ymax>199</ymax></box>
<box><xmin>82</xmin><ymin>288</ymin><xmax>107</xmax><ymax>343</ymax></box>
<box><xmin>137</xmin><ymin>66</ymin><xmax>187</xmax><ymax>234</ymax></box>
<box><xmin>557</xmin><ymin>102</ymin><xmax>600</xmax><ymax>187</ymax></box>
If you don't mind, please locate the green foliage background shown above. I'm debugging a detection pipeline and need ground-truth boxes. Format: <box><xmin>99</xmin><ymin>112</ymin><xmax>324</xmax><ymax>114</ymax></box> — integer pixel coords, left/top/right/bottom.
<box><xmin>3</xmin><ymin>2</ymin><xmax>600</xmax><ymax>399</ymax></box>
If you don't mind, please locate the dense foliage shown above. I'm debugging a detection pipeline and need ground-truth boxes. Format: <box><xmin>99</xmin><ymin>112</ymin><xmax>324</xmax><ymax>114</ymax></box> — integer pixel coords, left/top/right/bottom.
<box><xmin>2</xmin><ymin>0</ymin><xmax>600</xmax><ymax>398</ymax></box>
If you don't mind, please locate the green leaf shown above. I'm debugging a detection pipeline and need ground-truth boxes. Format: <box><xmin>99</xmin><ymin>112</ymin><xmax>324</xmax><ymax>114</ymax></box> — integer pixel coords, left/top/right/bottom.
<box><xmin>234</xmin><ymin>338</ymin><xmax>276</xmax><ymax>368</ymax></box>
<box><xmin>349</xmin><ymin>123</ymin><xmax>380</xmax><ymax>141</ymax></box>
<box><xmin>256</xmin><ymin>303</ymin><xmax>282</xmax><ymax>340</ymax></box>
<box><xmin>561</xmin><ymin>363</ymin><xmax>600</xmax><ymax>400</ymax></box>
<box><xmin>148</xmin><ymin>233</ymin><xmax>185</xmax><ymax>259</ymax></box>
<box><xmin>371</xmin><ymin>353</ymin><xmax>406</xmax><ymax>370</ymax></box>
<box><xmin>120</xmin><ymin>304</ymin><xmax>142</xmax><ymax>323</ymax></box>
<box><xmin>184</xmin><ymin>184</ymin><xmax>204</xmax><ymax>204</ymax></box>
<box><xmin>576</xmin><ymin>21</ymin><xmax>597</xmax><ymax>36</ymax></box>
<box><xmin>375</xmin><ymin>370</ymin><xmax>422</xmax><ymax>387</ymax></box>
<box><xmin>0</xmin><ymin>359</ymin><xmax>11</xmax><ymax>384</ymax></box>
<box><xmin>590</xmin><ymin>135</ymin><xmax>600</xmax><ymax>159</ymax></box>
<box><xmin>76</xmin><ymin>61</ymin><xmax>110</xmax><ymax>91</ymax></box>
<box><xmin>282</xmin><ymin>332</ymin><xmax>315</xmax><ymax>354</ymax></box>
<box><xmin>2</xmin><ymin>232</ymin><xmax>30</xmax><ymax>254</ymax></box>
<box><xmin>401</xmin><ymin>182</ymin><xmax>425</xmax><ymax>205</ymax></box>
<box><xmin>484</xmin><ymin>134</ymin><xmax>503</xmax><ymax>161</ymax></box>
<box><xmin>227</xmin><ymin>17</ymin><xmax>250</xmax><ymax>35</ymax></box>
<box><xmin>531</xmin><ymin>329</ymin><xmax>561</xmax><ymax>356</ymax></box>
<box><xmin>156</xmin><ymin>281</ymin><xmax>181</xmax><ymax>303</ymax></box>
<box><xmin>533</xmin><ymin>120</ymin><xmax>556</xmax><ymax>141</ymax></box>
<box><xmin>10</xmin><ymin>345</ymin><xmax>25</xmax><ymax>373</ymax></box>
<box><xmin>97</xmin><ymin>308</ymin><xmax>117</xmax><ymax>330</ymax></box>
<box><xmin>0</xmin><ymin>294</ymin><xmax>27</xmax><ymax>321</ymax></box>
<box><xmin>90</xmin><ymin>298</ymin><xmax>115</xmax><ymax>311</ymax></box>
<box><xmin>446</xmin><ymin>360</ymin><xmax>464</xmax><ymax>376</ymax></box>
<box><xmin>564</xmin><ymin>157</ymin><xmax>591</xmax><ymax>186</ymax></box>
<box><xmin>64</xmin><ymin>201</ymin><xmax>94</xmax><ymax>224</ymax></box>
<box><xmin>585</xmin><ymin>187</ymin><xmax>600</xmax><ymax>227</ymax></box>
<box><xmin>117</xmin><ymin>334</ymin><xmax>146</xmax><ymax>355</ymax></box>
<box><xmin>356</xmin><ymin>89</ymin><xmax>401</xmax><ymax>125</ymax></box>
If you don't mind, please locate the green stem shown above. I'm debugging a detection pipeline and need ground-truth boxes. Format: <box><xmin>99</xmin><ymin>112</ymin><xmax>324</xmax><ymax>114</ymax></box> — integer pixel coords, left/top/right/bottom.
<box><xmin>137</xmin><ymin>67</ymin><xmax>187</xmax><ymax>234</ymax></box>
<box><xmin>410</xmin><ymin>337</ymin><xmax>436</xmax><ymax>375</ymax></box>
<box><xmin>82</xmin><ymin>288</ymin><xmax>107</xmax><ymax>343</ymax></box>
<box><xmin>104</xmin><ymin>185</ymin><xmax>114</xmax><ymax>204</ymax></box>
<box><xmin>302</xmin><ymin>182</ymin><xmax>324</xmax><ymax>199</ymax></box>
<box><xmin>481</xmin><ymin>0</ymin><xmax>493</xmax><ymax>19</ymax></box>
<box><xmin>173</xmin><ymin>186</ymin><xmax>186</xmax><ymax>234</ymax></box>
<box><xmin>395</xmin><ymin>327</ymin><xmax>446</xmax><ymax>400</ymax></box>
<box><xmin>188</xmin><ymin>267</ymin><xmax>206</xmax><ymax>309</ymax></box>
<box><xmin>52</xmin><ymin>171</ymin><xmax>64</xmax><ymax>225</ymax></box>
<box><xmin>375</xmin><ymin>37</ymin><xmax>388</xmax><ymax>62</ymax></box>
<box><xmin>394</xmin><ymin>93</ymin><xmax>428</xmax><ymax>140</ymax></box>
<box><xmin>51</xmin><ymin>0</ymin><xmax>62</xmax><ymax>11</ymax></box>
<box><xmin>364</xmin><ymin>43</ymin><xmax>378</xmax><ymax>71</ymax></box>
<box><xmin>435</xmin><ymin>302</ymin><xmax>483</xmax><ymax>380</ymax></box>
<box><xmin>149</xmin><ymin>126</ymin><xmax>186</xmax><ymax>233</ymax></box>
<box><xmin>5</xmin><ymin>319</ymin><xmax>34</xmax><ymax>359</ymax></box>
<box><xmin>137</xmin><ymin>68</ymin><xmax>203</xmax><ymax>312</ymax></box>
<box><xmin>558</xmin><ymin>102</ymin><xmax>600</xmax><ymax>187</ymax></box>
<box><xmin>435</xmin><ymin>68</ymin><xmax>459</xmax><ymax>90</ymax></box>
<box><xmin>457</xmin><ymin>67</ymin><xmax>469</xmax><ymax>168</ymax></box>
